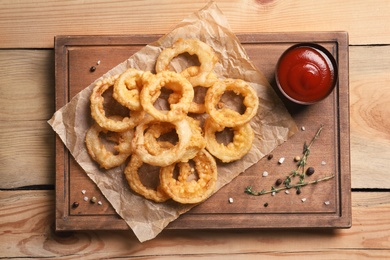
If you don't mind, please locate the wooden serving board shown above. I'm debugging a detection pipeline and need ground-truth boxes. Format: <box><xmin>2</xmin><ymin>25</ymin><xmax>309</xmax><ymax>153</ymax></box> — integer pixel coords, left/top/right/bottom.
<box><xmin>54</xmin><ymin>32</ymin><xmax>351</xmax><ymax>231</ymax></box>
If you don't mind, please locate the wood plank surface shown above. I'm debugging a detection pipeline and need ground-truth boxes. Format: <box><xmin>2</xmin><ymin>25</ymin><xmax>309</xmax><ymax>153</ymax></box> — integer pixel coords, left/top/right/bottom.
<box><xmin>0</xmin><ymin>190</ymin><xmax>389</xmax><ymax>258</ymax></box>
<box><xmin>0</xmin><ymin>121</ymin><xmax>55</xmax><ymax>189</ymax></box>
<box><xmin>0</xmin><ymin>0</ymin><xmax>389</xmax><ymax>258</ymax></box>
<box><xmin>0</xmin><ymin>0</ymin><xmax>390</xmax><ymax>48</ymax></box>
<box><xmin>0</xmin><ymin>50</ymin><xmax>55</xmax><ymax>121</ymax></box>
<box><xmin>349</xmin><ymin>46</ymin><xmax>390</xmax><ymax>189</ymax></box>
<box><xmin>1</xmin><ymin>45</ymin><xmax>390</xmax><ymax>189</ymax></box>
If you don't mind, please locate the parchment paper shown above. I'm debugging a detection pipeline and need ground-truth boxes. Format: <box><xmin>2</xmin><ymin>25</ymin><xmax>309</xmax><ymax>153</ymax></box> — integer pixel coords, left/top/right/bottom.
<box><xmin>48</xmin><ymin>1</ymin><xmax>297</xmax><ymax>242</ymax></box>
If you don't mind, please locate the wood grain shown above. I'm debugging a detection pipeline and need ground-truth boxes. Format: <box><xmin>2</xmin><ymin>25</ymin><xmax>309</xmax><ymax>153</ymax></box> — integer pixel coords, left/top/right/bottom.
<box><xmin>0</xmin><ymin>50</ymin><xmax>55</xmax><ymax>189</ymax></box>
<box><xmin>0</xmin><ymin>121</ymin><xmax>55</xmax><ymax>189</ymax></box>
<box><xmin>1</xmin><ymin>45</ymin><xmax>390</xmax><ymax>189</ymax></box>
<box><xmin>0</xmin><ymin>0</ymin><xmax>389</xmax><ymax>258</ymax></box>
<box><xmin>0</xmin><ymin>0</ymin><xmax>389</xmax><ymax>48</ymax></box>
<box><xmin>0</xmin><ymin>50</ymin><xmax>55</xmax><ymax>121</ymax></box>
<box><xmin>0</xmin><ymin>190</ymin><xmax>389</xmax><ymax>258</ymax></box>
<box><xmin>349</xmin><ymin>46</ymin><xmax>390</xmax><ymax>189</ymax></box>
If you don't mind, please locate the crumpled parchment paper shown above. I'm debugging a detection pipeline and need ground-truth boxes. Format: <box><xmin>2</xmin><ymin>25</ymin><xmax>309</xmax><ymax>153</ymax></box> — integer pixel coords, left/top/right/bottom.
<box><xmin>48</xmin><ymin>1</ymin><xmax>297</xmax><ymax>242</ymax></box>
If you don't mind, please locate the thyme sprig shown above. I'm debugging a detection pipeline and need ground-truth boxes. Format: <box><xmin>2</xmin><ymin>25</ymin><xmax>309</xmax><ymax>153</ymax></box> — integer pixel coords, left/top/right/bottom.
<box><xmin>290</xmin><ymin>124</ymin><xmax>324</xmax><ymax>181</ymax></box>
<box><xmin>245</xmin><ymin>174</ymin><xmax>335</xmax><ymax>196</ymax></box>
<box><xmin>245</xmin><ymin>125</ymin><xmax>330</xmax><ymax>197</ymax></box>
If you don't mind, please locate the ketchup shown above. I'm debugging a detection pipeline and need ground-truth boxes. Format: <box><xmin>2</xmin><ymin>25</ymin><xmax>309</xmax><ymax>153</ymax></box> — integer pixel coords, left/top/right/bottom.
<box><xmin>276</xmin><ymin>43</ymin><xmax>337</xmax><ymax>105</ymax></box>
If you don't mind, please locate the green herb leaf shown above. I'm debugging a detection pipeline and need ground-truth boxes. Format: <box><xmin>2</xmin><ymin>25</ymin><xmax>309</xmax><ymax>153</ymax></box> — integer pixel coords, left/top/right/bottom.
<box><xmin>244</xmin><ymin>125</ymin><xmax>330</xmax><ymax>197</ymax></box>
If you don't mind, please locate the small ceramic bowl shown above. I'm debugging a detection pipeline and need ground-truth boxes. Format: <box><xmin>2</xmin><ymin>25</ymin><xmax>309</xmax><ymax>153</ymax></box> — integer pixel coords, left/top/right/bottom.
<box><xmin>275</xmin><ymin>43</ymin><xmax>338</xmax><ymax>105</ymax></box>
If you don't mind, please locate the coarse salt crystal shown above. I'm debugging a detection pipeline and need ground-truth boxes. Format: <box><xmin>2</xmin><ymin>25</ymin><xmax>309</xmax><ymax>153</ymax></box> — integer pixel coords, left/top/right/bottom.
<box><xmin>301</xmin><ymin>126</ymin><xmax>306</xmax><ymax>131</ymax></box>
<box><xmin>285</xmin><ymin>190</ymin><xmax>290</xmax><ymax>194</ymax></box>
<box><xmin>81</xmin><ymin>190</ymin><xmax>86</xmax><ymax>194</ymax></box>
<box><xmin>324</xmin><ymin>201</ymin><xmax>330</xmax><ymax>205</ymax></box>
<box><xmin>301</xmin><ymin>198</ymin><xmax>307</xmax><ymax>202</ymax></box>
<box><xmin>321</xmin><ymin>161</ymin><xmax>326</xmax><ymax>166</ymax></box>
<box><xmin>228</xmin><ymin>198</ymin><xmax>234</xmax><ymax>203</ymax></box>
<box><xmin>262</xmin><ymin>171</ymin><xmax>269</xmax><ymax>177</ymax></box>
<box><xmin>98</xmin><ymin>201</ymin><xmax>103</xmax><ymax>206</ymax></box>
<box><xmin>83</xmin><ymin>196</ymin><xmax>89</xmax><ymax>201</ymax></box>
<box><xmin>97</xmin><ymin>60</ymin><xmax>101</xmax><ymax>65</ymax></box>
<box><xmin>278</xmin><ymin>157</ymin><xmax>285</xmax><ymax>164</ymax></box>
<box><xmin>271</xmin><ymin>192</ymin><xmax>276</xmax><ymax>196</ymax></box>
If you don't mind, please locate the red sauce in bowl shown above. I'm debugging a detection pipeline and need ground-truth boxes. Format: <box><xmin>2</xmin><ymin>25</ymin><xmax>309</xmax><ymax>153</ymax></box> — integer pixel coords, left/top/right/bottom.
<box><xmin>275</xmin><ymin>43</ymin><xmax>338</xmax><ymax>105</ymax></box>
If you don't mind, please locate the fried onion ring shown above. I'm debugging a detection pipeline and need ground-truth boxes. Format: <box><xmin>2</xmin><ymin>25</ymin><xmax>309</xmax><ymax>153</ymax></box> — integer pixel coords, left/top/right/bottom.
<box><xmin>180</xmin><ymin>117</ymin><xmax>206</xmax><ymax>162</ymax></box>
<box><xmin>160</xmin><ymin>149</ymin><xmax>217</xmax><ymax>204</ymax></box>
<box><xmin>205</xmin><ymin>78</ymin><xmax>259</xmax><ymax>128</ymax></box>
<box><xmin>90</xmin><ymin>76</ymin><xmax>144</xmax><ymax>132</ymax></box>
<box><xmin>204</xmin><ymin>117</ymin><xmax>254</xmax><ymax>163</ymax></box>
<box><xmin>168</xmin><ymin>66</ymin><xmax>218</xmax><ymax>114</ymax></box>
<box><xmin>124</xmin><ymin>154</ymin><xmax>170</xmax><ymax>202</ymax></box>
<box><xmin>140</xmin><ymin>71</ymin><xmax>194</xmax><ymax>122</ymax></box>
<box><xmin>155</xmin><ymin>38</ymin><xmax>218</xmax><ymax>87</ymax></box>
<box><xmin>85</xmin><ymin>120</ymin><xmax>133</xmax><ymax>169</ymax></box>
<box><xmin>143</xmin><ymin>116</ymin><xmax>205</xmax><ymax>162</ymax></box>
<box><xmin>143</xmin><ymin>121</ymin><xmax>175</xmax><ymax>156</ymax></box>
<box><xmin>181</xmin><ymin>66</ymin><xmax>218</xmax><ymax>88</ymax></box>
<box><xmin>133</xmin><ymin>116</ymin><xmax>192</xmax><ymax>167</ymax></box>
<box><xmin>113</xmin><ymin>68</ymin><xmax>147</xmax><ymax>111</ymax></box>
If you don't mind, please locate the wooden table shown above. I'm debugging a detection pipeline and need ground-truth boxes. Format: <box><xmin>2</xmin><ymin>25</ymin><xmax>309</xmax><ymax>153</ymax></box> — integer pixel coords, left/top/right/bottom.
<box><xmin>1</xmin><ymin>0</ymin><xmax>389</xmax><ymax>258</ymax></box>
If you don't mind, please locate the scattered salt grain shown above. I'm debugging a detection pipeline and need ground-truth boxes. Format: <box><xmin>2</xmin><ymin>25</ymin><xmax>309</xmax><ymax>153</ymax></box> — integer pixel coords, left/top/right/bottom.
<box><xmin>262</xmin><ymin>171</ymin><xmax>269</xmax><ymax>177</ymax></box>
<box><xmin>83</xmin><ymin>196</ymin><xmax>89</xmax><ymax>201</ymax></box>
<box><xmin>98</xmin><ymin>201</ymin><xmax>103</xmax><ymax>206</ymax></box>
<box><xmin>271</xmin><ymin>192</ymin><xmax>276</xmax><ymax>196</ymax></box>
<box><xmin>324</xmin><ymin>201</ymin><xmax>330</xmax><ymax>205</ymax></box>
<box><xmin>301</xmin><ymin>198</ymin><xmax>307</xmax><ymax>202</ymax></box>
<box><xmin>81</xmin><ymin>190</ymin><xmax>86</xmax><ymax>194</ymax></box>
<box><xmin>228</xmin><ymin>197</ymin><xmax>234</xmax><ymax>204</ymax></box>
<box><xmin>285</xmin><ymin>190</ymin><xmax>290</xmax><ymax>194</ymax></box>
<box><xmin>301</xmin><ymin>126</ymin><xmax>306</xmax><ymax>131</ymax></box>
<box><xmin>278</xmin><ymin>157</ymin><xmax>285</xmax><ymax>164</ymax></box>
<box><xmin>97</xmin><ymin>60</ymin><xmax>101</xmax><ymax>65</ymax></box>
<box><xmin>321</xmin><ymin>161</ymin><xmax>326</xmax><ymax>166</ymax></box>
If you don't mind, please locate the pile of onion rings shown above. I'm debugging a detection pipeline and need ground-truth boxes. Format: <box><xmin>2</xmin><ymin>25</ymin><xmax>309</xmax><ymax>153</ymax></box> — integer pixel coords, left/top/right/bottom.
<box><xmin>85</xmin><ymin>38</ymin><xmax>259</xmax><ymax>204</ymax></box>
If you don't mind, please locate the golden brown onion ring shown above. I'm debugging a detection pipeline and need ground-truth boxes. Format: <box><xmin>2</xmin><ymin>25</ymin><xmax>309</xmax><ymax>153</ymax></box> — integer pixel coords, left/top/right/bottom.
<box><xmin>124</xmin><ymin>154</ymin><xmax>170</xmax><ymax>202</ymax></box>
<box><xmin>168</xmin><ymin>66</ymin><xmax>218</xmax><ymax>114</ymax></box>
<box><xmin>113</xmin><ymin>68</ymin><xmax>147</xmax><ymax>111</ymax></box>
<box><xmin>180</xmin><ymin>117</ymin><xmax>206</xmax><ymax>162</ymax></box>
<box><xmin>140</xmin><ymin>71</ymin><xmax>194</xmax><ymax>122</ymax></box>
<box><xmin>169</xmin><ymin>90</ymin><xmax>207</xmax><ymax>114</ymax></box>
<box><xmin>155</xmin><ymin>38</ymin><xmax>218</xmax><ymax>87</ymax></box>
<box><xmin>90</xmin><ymin>76</ymin><xmax>144</xmax><ymax>132</ymax></box>
<box><xmin>181</xmin><ymin>66</ymin><xmax>218</xmax><ymax>88</ymax></box>
<box><xmin>132</xmin><ymin>116</ymin><xmax>192</xmax><ymax>167</ymax></box>
<box><xmin>85</xmin><ymin>120</ymin><xmax>133</xmax><ymax>169</ymax></box>
<box><xmin>205</xmin><ymin>78</ymin><xmax>259</xmax><ymax>128</ymax></box>
<box><xmin>143</xmin><ymin>121</ymin><xmax>175</xmax><ymax>156</ymax></box>
<box><xmin>160</xmin><ymin>149</ymin><xmax>217</xmax><ymax>204</ymax></box>
<box><xmin>143</xmin><ymin>116</ymin><xmax>205</xmax><ymax>162</ymax></box>
<box><xmin>204</xmin><ymin>116</ymin><xmax>254</xmax><ymax>163</ymax></box>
